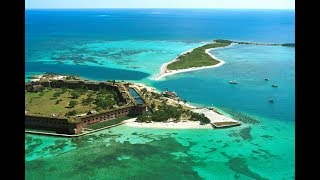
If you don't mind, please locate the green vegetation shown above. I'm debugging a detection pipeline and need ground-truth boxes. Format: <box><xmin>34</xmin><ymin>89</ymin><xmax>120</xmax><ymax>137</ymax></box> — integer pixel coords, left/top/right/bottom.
<box><xmin>167</xmin><ymin>40</ymin><xmax>231</xmax><ymax>70</ymax></box>
<box><xmin>53</xmin><ymin>91</ymin><xmax>63</xmax><ymax>98</ymax></box>
<box><xmin>136</xmin><ymin>104</ymin><xmax>211</xmax><ymax>125</ymax></box>
<box><xmin>65</xmin><ymin>75</ymin><xmax>79</xmax><ymax>80</ymax></box>
<box><xmin>282</xmin><ymin>43</ymin><xmax>295</xmax><ymax>47</ymax></box>
<box><xmin>66</xmin><ymin>110</ymin><xmax>77</xmax><ymax>116</ymax></box>
<box><xmin>87</xmin><ymin>116</ymin><xmax>130</xmax><ymax>130</ymax></box>
<box><xmin>69</xmin><ymin>100</ymin><xmax>78</xmax><ymax>108</ymax></box>
<box><xmin>55</xmin><ymin>99</ymin><xmax>62</xmax><ymax>104</ymax></box>
<box><xmin>215</xmin><ymin>39</ymin><xmax>233</xmax><ymax>43</ymax></box>
<box><xmin>25</xmin><ymin>87</ymin><xmax>120</xmax><ymax>118</ymax></box>
<box><xmin>94</xmin><ymin>89</ymin><xmax>118</xmax><ymax>110</ymax></box>
<box><xmin>189</xmin><ymin>111</ymin><xmax>211</xmax><ymax>125</ymax></box>
<box><xmin>136</xmin><ymin>104</ymin><xmax>183</xmax><ymax>122</ymax></box>
<box><xmin>136</xmin><ymin>114</ymin><xmax>152</xmax><ymax>122</ymax></box>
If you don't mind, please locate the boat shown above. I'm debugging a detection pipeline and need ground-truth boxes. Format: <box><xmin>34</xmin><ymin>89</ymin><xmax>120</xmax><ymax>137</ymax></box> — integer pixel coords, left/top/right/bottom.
<box><xmin>268</xmin><ymin>99</ymin><xmax>274</xmax><ymax>103</ymax></box>
<box><xmin>229</xmin><ymin>80</ymin><xmax>238</xmax><ymax>84</ymax></box>
<box><xmin>272</xmin><ymin>84</ymin><xmax>278</xmax><ymax>87</ymax></box>
<box><xmin>264</xmin><ymin>78</ymin><xmax>269</xmax><ymax>81</ymax></box>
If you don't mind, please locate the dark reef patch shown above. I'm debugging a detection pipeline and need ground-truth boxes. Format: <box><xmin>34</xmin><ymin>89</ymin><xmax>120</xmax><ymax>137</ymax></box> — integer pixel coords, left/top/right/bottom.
<box><xmin>261</xmin><ymin>135</ymin><xmax>273</xmax><ymax>140</ymax></box>
<box><xmin>227</xmin><ymin>157</ymin><xmax>267</xmax><ymax>180</ymax></box>
<box><xmin>26</xmin><ymin>136</ymin><xmax>205</xmax><ymax>179</ymax></box>
<box><xmin>228</xmin><ymin>127</ymin><xmax>252</xmax><ymax>140</ymax></box>
<box><xmin>25</xmin><ymin>138</ymin><xmax>43</xmax><ymax>155</ymax></box>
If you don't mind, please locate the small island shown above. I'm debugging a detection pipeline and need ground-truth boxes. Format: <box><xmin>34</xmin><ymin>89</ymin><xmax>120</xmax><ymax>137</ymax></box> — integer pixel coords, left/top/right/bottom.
<box><xmin>25</xmin><ymin>73</ymin><xmax>240</xmax><ymax>136</ymax></box>
<box><xmin>155</xmin><ymin>40</ymin><xmax>232</xmax><ymax>80</ymax></box>
<box><xmin>155</xmin><ymin>39</ymin><xmax>294</xmax><ymax>80</ymax></box>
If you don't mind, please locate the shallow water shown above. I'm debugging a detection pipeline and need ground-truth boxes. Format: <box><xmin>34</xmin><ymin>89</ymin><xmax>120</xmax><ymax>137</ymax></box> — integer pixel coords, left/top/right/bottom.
<box><xmin>26</xmin><ymin>115</ymin><xmax>294</xmax><ymax>179</ymax></box>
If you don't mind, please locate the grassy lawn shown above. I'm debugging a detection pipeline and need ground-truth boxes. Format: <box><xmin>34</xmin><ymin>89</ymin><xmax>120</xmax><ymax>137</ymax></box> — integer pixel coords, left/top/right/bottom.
<box><xmin>86</xmin><ymin>116</ymin><xmax>131</xmax><ymax>130</ymax></box>
<box><xmin>25</xmin><ymin>88</ymin><xmax>117</xmax><ymax>117</ymax></box>
<box><xmin>167</xmin><ymin>41</ymin><xmax>231</xmax><ymax>70</ymax></box>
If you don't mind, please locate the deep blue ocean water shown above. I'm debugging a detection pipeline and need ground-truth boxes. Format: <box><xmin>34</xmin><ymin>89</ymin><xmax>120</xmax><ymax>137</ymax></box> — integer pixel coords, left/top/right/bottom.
<box><xmin>26</xmin><ymin>9</ymin><xmax>294</xmax><ymax>42</ymax></box>
<box><xmin>25</xmin><ymin>9</ymin><xmax>295</xmax><ymax>179</ymax></box>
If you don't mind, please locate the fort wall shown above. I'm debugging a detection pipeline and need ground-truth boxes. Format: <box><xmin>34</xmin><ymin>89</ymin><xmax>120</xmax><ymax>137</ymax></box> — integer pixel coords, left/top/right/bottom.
<box><xmin>25</xmin><ymin>80</ymin><xmax>146</xmax><ymax>135</ymax></box>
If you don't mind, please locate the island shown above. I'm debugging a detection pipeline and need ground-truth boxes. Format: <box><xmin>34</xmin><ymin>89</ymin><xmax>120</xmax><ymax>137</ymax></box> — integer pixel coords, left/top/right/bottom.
<box><xmin>155</xmin><ymin>39</ymin><xmax>294</xmax><ymax>80</ymax></box>
<box><xmin>25</xmin><ymin>73</ymin><xmax>241</xmax><ymax>136</ymax></box>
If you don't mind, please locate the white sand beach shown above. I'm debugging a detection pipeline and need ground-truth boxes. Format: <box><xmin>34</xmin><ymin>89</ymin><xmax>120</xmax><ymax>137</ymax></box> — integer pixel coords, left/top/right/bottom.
<box><xmin>192</xmin><ymin>108</ymin><xmax>239</xmax><ymax>124</ymax></box>
<box><xmin>124</xmin><ymin>118</ymin><xmax>213</xmax><ymax>129</ymax></box>
<box><xmin>31</xmin><ymin>74</ymin><xmax>67</xmax><ymax>82</ymax></box>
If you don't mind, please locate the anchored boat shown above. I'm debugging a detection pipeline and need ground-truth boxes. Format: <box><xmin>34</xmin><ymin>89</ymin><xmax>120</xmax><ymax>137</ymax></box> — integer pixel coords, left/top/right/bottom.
<box><xmin>272</xmin><ymin>84</ymin><xmax>278</xmax><ymax>88</ymax></box>
<box><xmin>229</xmin><ymin>80</ymin><xmax>238</xmax><ymax>84</ymax></box>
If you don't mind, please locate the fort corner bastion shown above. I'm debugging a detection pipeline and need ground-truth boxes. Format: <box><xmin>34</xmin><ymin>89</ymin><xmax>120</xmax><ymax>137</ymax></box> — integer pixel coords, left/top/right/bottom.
<box><xmin>25</xmin><ymin>79</ymin><xmax>147</xmax><ymax>135</ymax></box>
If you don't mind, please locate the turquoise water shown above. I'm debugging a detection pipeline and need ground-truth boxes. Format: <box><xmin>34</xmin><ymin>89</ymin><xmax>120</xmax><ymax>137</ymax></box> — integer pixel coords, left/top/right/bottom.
<box><xmin>150</xmin><ymin>44</ymin><xmax>295</xmax><ymax>122</ymax></box>
<box><xmin>26</xmin><ymin>115</ymin><xmax>294</xmax><ymax>179</ymax></box>
<box><xmin>25</xmin><ymin>9</ymin><xmax>294</xmax><ymax>179</ymax></box>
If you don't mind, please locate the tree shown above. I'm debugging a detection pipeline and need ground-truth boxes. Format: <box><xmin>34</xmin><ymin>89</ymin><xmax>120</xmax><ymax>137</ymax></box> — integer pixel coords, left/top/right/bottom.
<box><xmin>183</xmin><ymin>99</ymin><xmax>187</xmax><ymax>104</ymax></box>
<box><xmin>136</xmin><ymin>115</ymin><xmax>152</xmax><ymax>122</ymax></box>
<box><xmin>151</xmin><ymin>92</ymin><xmax>157</xmax><ymax>98</ymax></box>
<box><xmin>66</xmin><ymin>110</ymin><xmax>77</xmax><ymax>116</ymax></box>
<box><xmin>151</xmin><ymin>102</ymin><xmax>156</xmax><ymax>109</ymax></box>
<box><xmin>69</xmin><ymin>100</ymin><xmax>78</xmax><ymax>108</ymax></box>
<box><xmin>55</xmin><ymin>99</ymin><xmax>62</xmax><ymax>104</ymax></box>
<box><xmin>87</xmin><ymin>91</ymin><xmax>94</xmax><ymax>98</ymax></box>
<box><xmin>141</xmin><ymin>88</ymin><xmax>147</xmax><ymax>95</ymax></box>
<box><xmin>71</xmin><ymin>91</ymin><xmax>80</xmax><ymax>99</ymax></box>
<box><xmin>53</xmin><ymin>91</ymin><xmax>62</xmax><ymax>98</ymax></box>
<box><xmin>61</xmin><ymin>87</ymin><xmax>68</xmax><ymax>93</ymax></box>
<box><xmin>190</xmin><ymin>112</ymin><xmax>210</xmax><ymax>125</ymax></box>
<box><xmin>82</xmin><ymin>97</ymin><xmax>94</xmax><ymax>106</ymax></box>
<box><xmin>95</xmin><ymin>97</ymin><xmax>115</xmax><ymax>109</ymax></box>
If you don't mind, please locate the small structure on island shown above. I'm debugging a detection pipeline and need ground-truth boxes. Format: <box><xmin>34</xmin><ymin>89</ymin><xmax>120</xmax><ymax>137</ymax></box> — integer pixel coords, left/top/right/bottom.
<box><xmin>86</xmin><ymin>110</ymin><xmax>97</xmax><ymax>115</ymax></box>
<box><xmin>162</xmin><ymin>91</ymin><xmax>177</xmax><ymax>98</ymax></box>
<box><xmin>50</xmin><ymin>113</ymin><xmax>58</xmax><ymax>117</ymax></box>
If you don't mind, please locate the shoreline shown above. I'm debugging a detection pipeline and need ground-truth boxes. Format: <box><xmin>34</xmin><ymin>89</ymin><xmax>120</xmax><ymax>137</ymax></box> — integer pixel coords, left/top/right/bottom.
<box><xmin>154</xmin><ymin>43</ymin><xmax>234</xmax><ymax>80</ymax></box>
<box><xmin>127</xmin><ymin>82</ymin><xmax>240</xmax><ymax>128</ymax></box>
<box><xmin>123</xmin><ymin>118</ymin><xmax>213</xmax><ymax>129</ymax></box>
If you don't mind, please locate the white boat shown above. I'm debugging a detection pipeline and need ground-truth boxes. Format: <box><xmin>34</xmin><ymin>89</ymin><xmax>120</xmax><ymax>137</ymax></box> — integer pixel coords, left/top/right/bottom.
<box><xmin>268</xmin><ymin>99</ymin><xmax>274</xmax><ymax>103</ymax></box>
<box><xmin>272</xmin><ymin>84</ymin><xmax>278</xmax><ymax>87</ymax></box>
<box><xmin>264</xmin><ymin>78</ymin><xmax>269</xmax><ymax>81</ymax></box>
<box><xmin>229</xmin><ymin>80</ymin><xmax>238</xmax><ymax>84</ymax></box>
